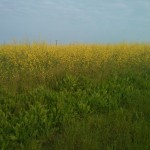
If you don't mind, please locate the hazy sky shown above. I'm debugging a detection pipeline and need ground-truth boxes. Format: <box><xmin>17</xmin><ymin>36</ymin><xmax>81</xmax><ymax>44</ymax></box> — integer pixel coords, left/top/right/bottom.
<box><xmin>0</xmin><ymin>0</ymin><xmax>150</xmax><ymax>44</ymax></box>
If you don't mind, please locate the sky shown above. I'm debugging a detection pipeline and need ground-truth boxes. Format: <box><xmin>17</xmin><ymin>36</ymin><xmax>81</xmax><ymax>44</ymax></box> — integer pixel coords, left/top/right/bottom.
<box><xmin>0</xmin><ymin>0</ymin><xmax>150</xmax><ymax>44</ymax></box>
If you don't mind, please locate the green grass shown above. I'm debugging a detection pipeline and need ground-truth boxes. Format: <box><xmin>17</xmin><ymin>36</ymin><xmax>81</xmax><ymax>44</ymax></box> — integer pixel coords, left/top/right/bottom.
<box><xmin>1</xmin><ymin>71</ymin><xmax>150</xmax><ymax>150</ymax></box>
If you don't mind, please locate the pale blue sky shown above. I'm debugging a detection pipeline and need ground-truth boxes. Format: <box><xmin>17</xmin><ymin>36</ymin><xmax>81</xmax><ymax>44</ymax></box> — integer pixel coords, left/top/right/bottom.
<box><xmin>0</xmin><ymin>0</ymin><xmax>150</xmax><ymax>44</ymax></box>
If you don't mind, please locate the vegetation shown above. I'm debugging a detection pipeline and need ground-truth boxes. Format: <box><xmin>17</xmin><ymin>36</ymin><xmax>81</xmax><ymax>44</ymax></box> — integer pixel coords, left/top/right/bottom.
<box><xmin>0</xmin><ymin>43</ymin><xmax>150</xmax><ymax>150</ymax></box>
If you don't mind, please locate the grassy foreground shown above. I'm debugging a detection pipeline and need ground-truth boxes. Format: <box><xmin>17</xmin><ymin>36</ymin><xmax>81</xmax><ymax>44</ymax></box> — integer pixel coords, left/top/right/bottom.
<box><xmin>0</xmin><ymin>43</ymin><xmax>150</xmax><ymax>150</ymax></box>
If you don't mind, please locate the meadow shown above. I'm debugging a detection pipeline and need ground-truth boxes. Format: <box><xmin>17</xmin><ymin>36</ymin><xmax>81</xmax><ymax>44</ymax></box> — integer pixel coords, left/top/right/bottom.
<box><xmin>0</xmin><ymin>43</ymin><xmax>150</xmax><ymax>150</ymax></box>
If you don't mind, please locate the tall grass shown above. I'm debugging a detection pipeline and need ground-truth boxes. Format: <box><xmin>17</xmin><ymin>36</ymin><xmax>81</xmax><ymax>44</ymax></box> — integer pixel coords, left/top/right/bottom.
<box><xmin>0</xmin><ymin>43</ymin><xmax>150</xmax><ymax>149</ymax></box>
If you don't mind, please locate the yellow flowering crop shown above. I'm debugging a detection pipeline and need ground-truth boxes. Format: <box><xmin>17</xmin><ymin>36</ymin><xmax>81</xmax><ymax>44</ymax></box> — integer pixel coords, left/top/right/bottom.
<box><xmin>0</xmin><ymin>43</ymin><xmax>150</xmax><ymax>92</ymax></box>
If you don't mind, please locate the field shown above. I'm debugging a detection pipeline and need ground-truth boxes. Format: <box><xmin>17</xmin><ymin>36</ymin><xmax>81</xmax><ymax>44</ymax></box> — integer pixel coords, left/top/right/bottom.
<box><xmin>0</xmin><ymin>43</ymin><xmax>150</xmax><ymax>150</ymax></box>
